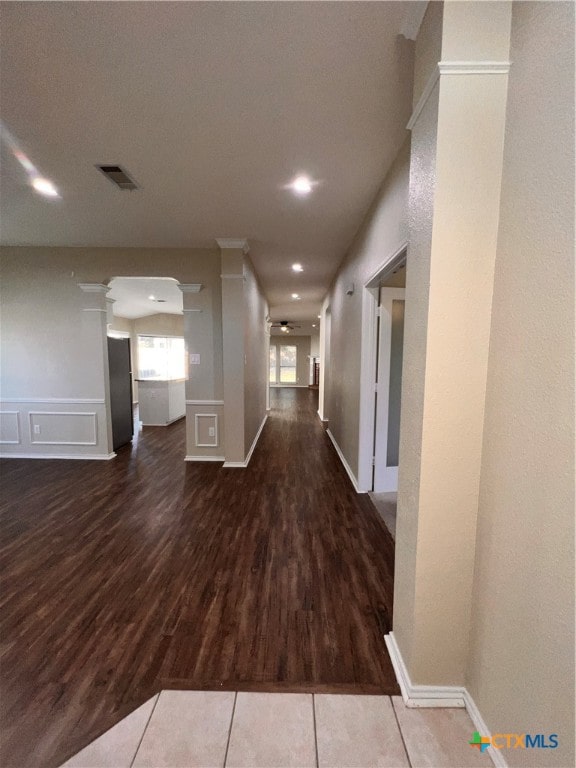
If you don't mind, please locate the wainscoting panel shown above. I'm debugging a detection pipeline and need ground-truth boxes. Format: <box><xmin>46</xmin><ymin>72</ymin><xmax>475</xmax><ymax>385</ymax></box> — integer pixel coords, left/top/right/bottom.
<box><xmin>185</xmin><ymin>401</ymin><xmax>224</xmax><ymax>461</ymax></box>
<box><xmin>0</xmin><ymin>411</ymin><xmax>20</xmax><ymax>444</ymax></box>
<box><xmin>0</xmin><ymin>400</ymin><xmax>112</xmax><ymax>459</ymax></box>
<box><xmin>29</xmin><ymin>411</ymin><xmax>97</xmax><ymax>445</ymax></box>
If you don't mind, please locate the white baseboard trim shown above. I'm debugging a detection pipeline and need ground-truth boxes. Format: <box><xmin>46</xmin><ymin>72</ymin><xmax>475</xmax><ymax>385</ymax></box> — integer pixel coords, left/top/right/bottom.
<box><xmin>385</xmin><ymin>632</ymin><xmax>465</xmax><ymax>708</ymax></box>
<box><xmin>0</xmin><ymin>452</ymin><xmax>116</xmax><ymax>461</ymax></box>
<box><xmin>185</xmin><ymin>455</ymin><xmax>225</xmax><ymax>462</ymax></box>
<box><xmin>317</xmin><ymin>410</ymin><xmax>328</xmax><ymax>423</ymax></box>
<box><xmin>270</xmin><ymin>384</ymin><xmax>308</xmax><ymax>388</ymax></box>
<box><xmin>222</xmin><ymin>414</ymin><xmax>268</xmax><ymax>468</ymax></box>
<box><xmin>326</xmin><ymin>429</ymin><xmax>360</xmax><ymax>493</ymax></box>
<box><xmin>463</xmin><ymin>691</ymin><xmax>508</xmax><ymax>768</ymax></box>
<box><xmin>385</xmin><ymin>632</ymin><xmax>506</xmax><ymax>768</ymax></box>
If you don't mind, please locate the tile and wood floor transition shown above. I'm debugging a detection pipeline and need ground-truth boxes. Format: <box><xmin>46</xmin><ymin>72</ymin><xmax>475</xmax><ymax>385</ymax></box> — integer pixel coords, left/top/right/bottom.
<box><xmin>61</xmin><ymin>690</ymin><xmax>492</xmax><ymax>768</ymax></box>
<box><xmin>0</xmin><ymin>389</ymin><xmax>402</xmax><ymax>767</ymax></box>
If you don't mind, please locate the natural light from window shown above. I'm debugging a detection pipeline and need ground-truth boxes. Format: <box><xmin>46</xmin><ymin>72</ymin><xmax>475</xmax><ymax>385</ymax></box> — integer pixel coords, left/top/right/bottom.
<box><xmin>137</xmin><ymin>335</ymin><xmax>186</xmax><ymax>380</ymax></box>
<box><xmin>279</xmin><ymin>345</ymin><xmax>297</xmax><ymax>383</ymax></box>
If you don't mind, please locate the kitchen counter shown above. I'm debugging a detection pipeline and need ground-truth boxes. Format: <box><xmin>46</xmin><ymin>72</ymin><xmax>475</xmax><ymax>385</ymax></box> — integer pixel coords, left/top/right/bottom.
<box><xmin>135</xmin><ymin>378</ymin><xmax>186</xmax><ymax>426</ymax></box>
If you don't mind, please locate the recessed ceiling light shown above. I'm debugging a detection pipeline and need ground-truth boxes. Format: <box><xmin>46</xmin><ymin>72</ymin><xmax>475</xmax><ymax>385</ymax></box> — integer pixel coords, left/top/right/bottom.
<box><xmin>32</xmin><ymin>177</ymin><xmax>59</xmax><ymax>197</ymax></box>
<box><xmin>312</xmin><ymin>324</ymin><xmax>316</xmax><ymax>328</ymax></box>
<box><xmin>291</xmin><ymin>293</ymin><xmax>301</xmax><ymax>300</ymax></box>
<box><xmin>292</xmin><ymin>263</ymin><xmax>303</xmax><ymax>272</ymax></box>
<box><xmin>317</xmin><ymin>315</ymin><xmax>321</xmax><ymax>319</ymax></box>
<box><xmin>291</xmin><ymin>175</ymin><xmax>312</xmax><ymax>195</ymax></box>
<box><xmin>148</xmin><ymin>295</ymin><xmax>155</xmax><ymax>300</ymax></box>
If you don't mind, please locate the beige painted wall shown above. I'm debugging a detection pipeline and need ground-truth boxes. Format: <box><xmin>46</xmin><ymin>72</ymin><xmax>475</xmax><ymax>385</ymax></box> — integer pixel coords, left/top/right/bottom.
<box><xmin>467</xmin><ymin>3</ymin><xmax>575</xmax><ymax>766</ymax></box>
<box><xmin>270</xmin><ymin>335</ymin><xmax>311</xmax><ymax>388</ymax></box>
<box><xmin>412</xmin><ymin>0</ymin><xmax>443</xmax><ymax>106</ymax></box>
<box><xmin>243</xmin><ymin>256</ymin><xmax>268</xmax><ymax>454</ymax></box>
<box><xmin>133</xmin><ymin>313</ymin><xmax>184</xmax><ymax>338</ymax></box>
<box><xmin>0</xmin><ymin>247</ymin><xmax>220</xmax><ymax>458</ymax></box>
<box><xmin>322</xmin><ymin>140</ymin><xmax>411</xmax><ymax>478</ymax></box>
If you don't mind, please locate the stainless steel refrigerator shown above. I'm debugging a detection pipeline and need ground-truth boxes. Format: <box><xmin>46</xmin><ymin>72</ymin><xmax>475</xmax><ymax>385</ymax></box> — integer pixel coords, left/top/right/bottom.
<box><xmin>107</xmin><ymin>337</ymin><xmax>134</xmax><ymax>451</ymax></box>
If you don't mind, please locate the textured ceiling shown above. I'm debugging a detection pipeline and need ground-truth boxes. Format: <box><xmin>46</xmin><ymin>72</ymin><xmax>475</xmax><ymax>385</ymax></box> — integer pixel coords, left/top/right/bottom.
<box><xmin>0</xmin><ymin>1</ymin><xmax>415</xmax><ymax>322</ymax></box>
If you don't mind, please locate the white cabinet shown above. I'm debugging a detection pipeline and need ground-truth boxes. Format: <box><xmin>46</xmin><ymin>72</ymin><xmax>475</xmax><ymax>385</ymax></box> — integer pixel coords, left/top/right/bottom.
<box><xmin>136</xmin><ymin>379</ymin><xmax>185</xmax><ymax>426</ymax></box>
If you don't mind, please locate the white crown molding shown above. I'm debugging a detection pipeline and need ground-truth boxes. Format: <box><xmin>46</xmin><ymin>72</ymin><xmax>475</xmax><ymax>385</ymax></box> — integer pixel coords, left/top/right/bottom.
<box><xmin>407</xmin><ymin>66</ymin><xmax>440</xmax><ymax>130</ymax></box>
<box><xmin>78</xmin><ymin>283</ymin><xmax>109</xmax><ymax>293</ymax></box>
<box><xmin>222</xmin><ymin>414</ymin><xmax>267</xmax><ymax>468</ymax></box>
<box><xmin>384</xmin><ymin>632</ymin><xmax>506</xmax><ymax>768</ymax></box>
<box><xmin>326</xmin><ymin>428</ymin><xmax>360</xmax><ymax>493</ymax></box>
<box><xmin>0</xmin><ymin>452</ymin><xmax>116</xmax><ymax>460</ymax></box>
<box><xmin>216</xmin><ymin>238</ymin><xmax>249</xmax><ymax>253</ymax></box>
<box><xmin>178</xmin><ymin>283</ymin><xmax>203</xmax><ymax>293</ymax></box>
<box><xmin>439</xmin><ymin>60</ymin><xmax>511</xmax><ymax>75</ymax></box>
<box><xmin>400</xmin><ymin>1</ymin><xmax>428</xmax><ymax>41</ymax></box>
<box><xmin>407</xmin><ymin>60</ymin><xmax>511</xmax><ymax>130</ymax></box>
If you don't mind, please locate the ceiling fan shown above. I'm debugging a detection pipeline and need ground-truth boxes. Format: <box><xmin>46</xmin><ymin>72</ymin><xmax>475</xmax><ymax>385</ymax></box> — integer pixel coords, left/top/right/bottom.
<box><xmin>270</xmin><ymin>320</ymin><xmax>301</xmax><ymax>332</ymax></box>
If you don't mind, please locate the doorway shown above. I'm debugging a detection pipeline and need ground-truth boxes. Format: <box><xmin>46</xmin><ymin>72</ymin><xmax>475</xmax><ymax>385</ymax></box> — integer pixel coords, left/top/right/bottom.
<box><xmin>358</xmin><ymin>246</ymin><xmax>407</xmax><ymax>538</ymax></box>
<box><xmin>106</xmin><ymin>277</ymin><xmax>187</xmax><ymax>453</ymax></box>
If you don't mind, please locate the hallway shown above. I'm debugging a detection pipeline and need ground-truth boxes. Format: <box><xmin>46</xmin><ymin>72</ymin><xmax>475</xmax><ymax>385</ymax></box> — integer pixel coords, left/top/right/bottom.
<box><xmin>0</xmin><ymin>388</ymin><xmax>398</xmax><ymax>767</ymax></box>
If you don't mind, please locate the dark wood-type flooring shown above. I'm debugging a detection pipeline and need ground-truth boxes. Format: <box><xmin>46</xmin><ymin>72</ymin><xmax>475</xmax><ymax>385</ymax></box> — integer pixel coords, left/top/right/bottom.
<box><xmin>0</xmin><ymin>388</ymin><xmax>397</xmax><ymax>767</ymax></box>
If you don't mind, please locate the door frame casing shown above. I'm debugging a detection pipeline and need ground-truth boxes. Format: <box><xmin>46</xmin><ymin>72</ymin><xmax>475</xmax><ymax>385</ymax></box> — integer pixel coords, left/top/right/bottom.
<box><xmin>357</xmin><ymin>242</ymin><xmax>408</xmax><ymax>492</ymax></box>
<box><xmin>373</xmin><ymin>287</ymin><xmax>406</xmax><ymax>492</ymax></box>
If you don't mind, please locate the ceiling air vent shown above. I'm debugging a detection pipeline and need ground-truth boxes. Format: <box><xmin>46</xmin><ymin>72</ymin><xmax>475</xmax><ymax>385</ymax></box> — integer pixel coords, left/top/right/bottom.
<box><xmin>96</xmin><ymin>164</ymin><xmax>138</xmax><ymax>190</ymax></box>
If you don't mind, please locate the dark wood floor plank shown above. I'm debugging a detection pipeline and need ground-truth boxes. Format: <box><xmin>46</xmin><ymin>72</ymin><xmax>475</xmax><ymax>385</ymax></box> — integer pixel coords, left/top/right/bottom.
<box><xmin>0</xmin><ymin>388</ymin><xmax>398</xmax><ymax>767</ymax></box>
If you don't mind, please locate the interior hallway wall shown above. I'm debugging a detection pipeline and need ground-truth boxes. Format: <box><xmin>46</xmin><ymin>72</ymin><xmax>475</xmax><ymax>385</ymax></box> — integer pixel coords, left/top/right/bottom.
<box><xmin>467</xmin><ymin>3</ymin><xmax>575</xmax><ymax>766</ymax></box>
<box><xmin>0</xmin><ymin>247</ymin><xmax>220</xmax><ymax>458</ymax></box>
<box><xmin>321</xmin><ymin>140</ymin><xmax>411</xmax><ymax>478</ymax></box>
<box><xmin>243</xmin><ymin>256</ymin><xmax>268</xmax><ymax>455</ymax></box>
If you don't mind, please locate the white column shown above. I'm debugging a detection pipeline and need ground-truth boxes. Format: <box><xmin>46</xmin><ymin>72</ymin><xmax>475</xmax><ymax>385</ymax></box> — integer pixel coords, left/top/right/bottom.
<box><xmin>78</xmin><ymin>283</ymin><xmax>114</xmax><ymax>456</ymax></box>
<box><xmin>218</xmin><ymin>239</ymin><xmax>249</xmax><ymax>465</ymax></box>
<box><xmin>392</xmin><ymin>1</ymin><xmax>513</xmax><ymax>687</ymax></box>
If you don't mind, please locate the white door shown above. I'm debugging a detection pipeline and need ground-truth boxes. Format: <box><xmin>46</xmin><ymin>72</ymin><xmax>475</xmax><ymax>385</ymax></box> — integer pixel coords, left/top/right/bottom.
<box><xmin>373</xmin><ymin>287</ymin><xmax>405</xmax><ymax>492</ymax></box>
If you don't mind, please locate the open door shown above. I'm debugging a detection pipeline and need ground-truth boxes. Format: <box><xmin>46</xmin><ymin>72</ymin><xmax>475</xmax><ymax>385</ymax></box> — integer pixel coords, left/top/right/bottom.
<box><xmin>373</xmin><ymin>287</ymin><xmax>405</xmax><ymax>492</ymax></box>
<box><xmin>107</xmin><ymin>337</ymin><xmax>134</xmax><ymax>451</ymax></box>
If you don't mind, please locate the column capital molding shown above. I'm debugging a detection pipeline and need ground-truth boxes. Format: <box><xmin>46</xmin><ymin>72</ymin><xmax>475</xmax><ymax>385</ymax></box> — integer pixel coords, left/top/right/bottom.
<box><xmin>407</xmin><ymin>60</ymin><xmax>511</xmax><ymax>131</ymax></box>
<box><xmin>438</xmin><ymin>60</ymin><xmax>511</xmax><ymax>76</ymax></box>
<box><xmin>216</xmin><ymin>238</ymin><xmax>249</xmax><ymax>254</ymax></box>
<box><xmin>178</xmin><ymin>283</ymin><xmax>203</xmax><ymax>293</ymax></box>
<box><xmin>78</xmin><ymin>283</ymin><xmax>109</xmax><ymax>294</ymax></box>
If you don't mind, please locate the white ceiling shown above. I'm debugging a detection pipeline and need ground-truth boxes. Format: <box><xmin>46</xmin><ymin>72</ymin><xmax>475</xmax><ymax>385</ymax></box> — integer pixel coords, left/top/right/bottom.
<box><xmin>108</xmin><ymin>277</ymin><xmax>183</xmax><ymax>320</ymax></box>
<box><xmin>0</xmin><ymin>1</ymin><xmax>416</xmax><ymax>323</ymax></box>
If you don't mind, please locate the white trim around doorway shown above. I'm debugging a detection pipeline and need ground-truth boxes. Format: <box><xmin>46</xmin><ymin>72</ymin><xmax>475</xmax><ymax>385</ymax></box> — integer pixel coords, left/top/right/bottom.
<box><xmin>357</xmin><ymin>242</ymin><xmax>408</xmax><ymax>493</ymax></box>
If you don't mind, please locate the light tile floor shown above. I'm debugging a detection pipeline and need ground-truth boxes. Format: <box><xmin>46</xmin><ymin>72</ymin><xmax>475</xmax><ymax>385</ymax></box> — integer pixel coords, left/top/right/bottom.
<box><xmin>368</xmin><ymin>492</ymin><xmax>397</xmax><ymax>540</ymax></box>
<box><xmin>61</xmin><ymin>691</ymin><xmax>494</xmax><ymax>768</ymax></box>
